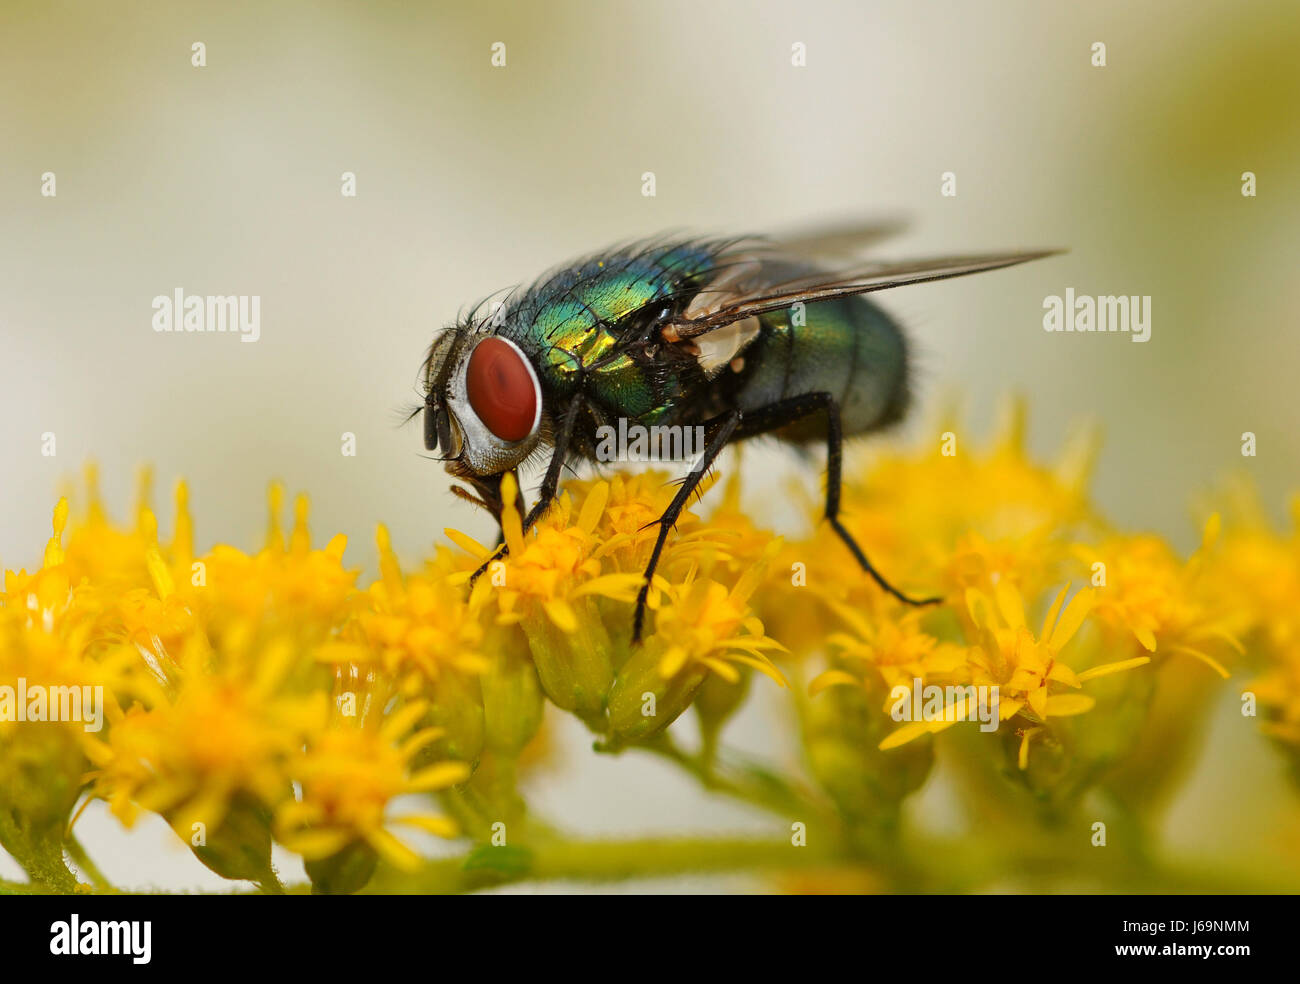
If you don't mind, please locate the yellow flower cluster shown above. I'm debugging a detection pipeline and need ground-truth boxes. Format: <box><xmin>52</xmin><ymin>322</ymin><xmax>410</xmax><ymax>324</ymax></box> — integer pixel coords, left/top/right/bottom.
<box><xmin>786</xmin><ymin>405</ymin><xmax>1259</xmax><ymax>808</ymax></box>
<box><xmin>1</xmin><ymin>470</ymin><xmax>467</xmax><ymax>891</ymax></box>
<box><xmin>1</xmin><ymin>404</ymin><xmax>1298</xmax><ymax>893</ymax></box>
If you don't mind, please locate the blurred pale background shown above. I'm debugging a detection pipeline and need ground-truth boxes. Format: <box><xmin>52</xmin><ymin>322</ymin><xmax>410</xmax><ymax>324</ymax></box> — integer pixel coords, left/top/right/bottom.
<box><xmin>1</xmin><ymin>0</ymin><xmax>1297</xmax><ymax>890</ymax></box>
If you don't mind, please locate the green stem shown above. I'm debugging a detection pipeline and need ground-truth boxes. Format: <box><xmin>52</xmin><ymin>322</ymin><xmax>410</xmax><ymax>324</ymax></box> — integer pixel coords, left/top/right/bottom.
<box><xmin>908</xmin><ymin>832</ymin><xmax>1300</xmax><ymax>894</ymax></box>
<box><xmin>65</xmin><ymin>834</ymin><xmax>113</xmax><ymax>891</ymax></box>
<box><xmin>7</xmin><ymin>832</ymin><xmax>1293</xmax><ymax>895</ymax></box>
<box><xmin>623</xmin><ymin>735</ymin><xmax>830</xmax><ymax>824</ymax></box>
<box><xmin>0</xmin><ymin>810</ymin><xmax>78</xmax><ymax>893</ymax></box>
<box><xmin>364</xmin><ymin>834</ymin><xmax>840</xmax><ymax>893</ymax></box>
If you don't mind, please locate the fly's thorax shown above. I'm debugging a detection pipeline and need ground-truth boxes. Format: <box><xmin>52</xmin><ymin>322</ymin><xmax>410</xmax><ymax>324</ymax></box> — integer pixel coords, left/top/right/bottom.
<box><xmin>516</xmin><ymin>310</ymin><xmax>710</xmax><ymax>441</ymax></box>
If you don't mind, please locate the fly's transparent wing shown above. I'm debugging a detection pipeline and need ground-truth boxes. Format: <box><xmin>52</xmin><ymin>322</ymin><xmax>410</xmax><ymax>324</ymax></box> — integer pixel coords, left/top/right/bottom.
<box><xmin>771</xmin><ymin>217</ymin><xmax>910</xmax><ymax>259</ymax></box>
<box><xmin>665</xmin><ymin>249</ymin><xmax>1063</xmax><ymax>340</ymax></box>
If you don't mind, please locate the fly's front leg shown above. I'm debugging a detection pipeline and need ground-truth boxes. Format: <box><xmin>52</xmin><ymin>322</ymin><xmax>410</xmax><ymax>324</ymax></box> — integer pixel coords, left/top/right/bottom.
<box><xmin>632</xmin><ymin>409</ymin><xmax>742</xmax><ymax>643</ymax></box>
<box><xmin>521</xmin><ymin>389</ymin><xmax>585</xmax><ymax>531</ymax></box>
<box><xmin>469</xmin><ymin>389</ymin><xmax>586</xmax><ymax>585</ymax></box>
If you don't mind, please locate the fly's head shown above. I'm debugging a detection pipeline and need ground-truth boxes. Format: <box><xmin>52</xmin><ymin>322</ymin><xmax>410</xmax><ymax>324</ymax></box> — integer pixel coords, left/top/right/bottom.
<box><xmin>422</xmin><ymin>322</ymin><xmax>544</xmax><ymax>512</ymax></box>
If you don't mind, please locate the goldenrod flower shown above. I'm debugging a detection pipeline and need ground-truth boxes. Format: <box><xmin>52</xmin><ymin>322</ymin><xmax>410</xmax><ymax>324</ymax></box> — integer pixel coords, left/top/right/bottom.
<box><xmin>448</xmin><ymin>472</ymin><xmax>644</xmax><ymax>631</ymax></box>
<box><xmin>446</xmin><ymin>473</ymin><xmax>640</xmax><ymax>724</ymax></box>
<box><xmin>346</xmin><ymin>524</ymin><xmax>488</xmax><ymax>690</ymax></box>
<box><xmin>809</xmin><ymin>606</ymin><xmax>968</xmax><ymax>706</ymax></box>
<box><xmin>1205</xmin><ymin>486</ymin><xmax>1300</xmax><ymax>758</ymax></box>
<box><xmin>1202</xmin><ymin>480</ymin><xmax>1300</xmax><ymax>644</ymax></box>
<box><xmin>607</xmin><ymin>549</ymin><xmax>787</xmax><ymax>742</ymax></box>
<box><xmin>646</xmin><ymin>562</ymin><xmax>788</xmax><ymax>686</ymax></box>
<box><xmin>6</xmin><ymin>400</ymin><xmax>1300</xmax><ymax>894</ymax></box>
<box><xmin>274</xmin><ymin>699</ymin><xmax>467</xmax><ymax>871</ymax></box>
<box><xmin>84</xmin><ymin>640</ymin><xmax>330</xmax><ymax>835</ymax></box>
<box><xmin>196</xmin><ymin>487</ymin><xmax>359</xmax><ymax>639</ymax></box>
<box><xmin>819</xmin><ymin>401</ymin><xmax>1094</xmax><ymax>602</ymax></box>
<box><xmin>1075</xmin><ymin>519</ymin><xmax>1239</xmax><ymax>678</ymax></box>
<box><xmin>873</xmin><ymin>582</ymin><xmax>1149</xmax><ymax>758</ymax></box>
<box><xmin>582</xmin><ymin>469</ymin><xmax>740</xmax><ymax>579</ymax></box>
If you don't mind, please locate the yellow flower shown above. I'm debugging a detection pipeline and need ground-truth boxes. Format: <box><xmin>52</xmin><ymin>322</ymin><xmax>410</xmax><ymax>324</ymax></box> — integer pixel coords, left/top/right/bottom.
<box><xmin>1205</xmin><ymin>483</ymin><xmax>1300</xmax><ymax>653</ymax></box>
<box><xmin>59</xmin><ymin>466</ymin><xmax>161</xmax><ymax>591</ymax></box>
<box><xmin>875</xmin><ymin>582</ymin><xmax>1150</xmax><ymax>758</ymax></box>
<box><xmin>344</xmin><ymin>524</ymin><xmax>488</xmax><ymax>691</ymax></box>
<box><xmin>4</xmin><ymin>497</ymin><xmax>76</xmax><ymax>622</ymax></box>
<box><xmin>1252</xmin><ymin>655</ymin><xmax>1300</xmax><ymax>747</ymax></box>
<box><xmin>195</xmin><ymin>486</ymin><xmax>360</xmax><ymax>639</ymax></box>
<box><xmin>941</xmin><ymin>528</ymin><xmax>1056</xmax><ymax>603</ymax></box>
<box><xmin>809</xmin><ymin>606</ymin><xmax>968</xmax><ymax>708</ymax></box>
<box><xmin>826</xmin><ymin>400</ymin><xmax>1095</xmax><ymax>595</ymax></box>
<box><xmin>273</xmin><ymin>699</ymin><xmax>468</xmax><ymax>870</ymax></box>
<box><xmin>1193</xmin><ymin>484</ymin><xmax>1300</xmax><ymax>755</ymax></box>
<box><xmin>648</xmin><ymin>562</ymin><xmax>789</xmax><ymax>686</ymax></box>
<box><xmin>447</xmin><ymin>472</ymin><xmax>643</xmax><ymax>634</ymax></box>
<box><xmin>84</xmin><ymin>639</ymin><xmax>330</xmax><ymax>834</ymax></box>
<box><xmin>10</xmin><ymin>408</ymin><xmax>1300</xmax><ymax>894</ymax></box>
<box><xmin>606</xmin><ymin>549</ymin><xmax>787</xmax><ymax>741</ymax></box>
<box><xmin>2</xmin><ymin>499</ymin><xmax>109</xmax><ymax>690</ymax></box>
<box><xmin>581</xmin><ymin>469</ymin><xmax>722</xmax><ymax>578</ymax></box>
<box><xmin>444</xmin><ymin>474</ymin><xmax>637</xmax><ymax>724</ymax></box>
<box><xmin>1075</xmin><ymin>518</ymin><xmax>1238</xmax><ymax>678</ymax></box>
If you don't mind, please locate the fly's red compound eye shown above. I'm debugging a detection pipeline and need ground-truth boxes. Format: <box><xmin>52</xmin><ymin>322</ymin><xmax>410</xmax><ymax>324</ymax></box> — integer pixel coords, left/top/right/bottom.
<box><xmin>465</xmin><ymin>337</ymin><xmax>538</xmax><ymax>442</ymax></box>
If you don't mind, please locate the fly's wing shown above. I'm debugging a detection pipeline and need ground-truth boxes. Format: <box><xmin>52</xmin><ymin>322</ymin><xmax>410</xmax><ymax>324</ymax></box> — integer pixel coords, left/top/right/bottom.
<box><xmin>771</xmin><ymin>217</ymin><xmax>910</xmax><ymax>260</ymax></box>
<box><xmin>664</xmin><ymin>249</ymin><xmax>1062</xmax><ymax>340</ymax></box>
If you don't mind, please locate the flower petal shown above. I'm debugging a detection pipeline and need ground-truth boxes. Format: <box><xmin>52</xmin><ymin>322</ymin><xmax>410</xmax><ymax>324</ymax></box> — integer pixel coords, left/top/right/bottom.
<box><xmin>1049</xmin><ymin>588</ymin><xmax>1094</xmax><ymax>649</ymax></box>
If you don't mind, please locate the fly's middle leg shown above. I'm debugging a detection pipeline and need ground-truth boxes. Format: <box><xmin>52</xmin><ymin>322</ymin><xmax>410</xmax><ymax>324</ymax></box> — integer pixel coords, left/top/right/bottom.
<box><xmin>632</xmin><ymin>409</ymin><xmax>742</xmax><ymax>643</ymax></box>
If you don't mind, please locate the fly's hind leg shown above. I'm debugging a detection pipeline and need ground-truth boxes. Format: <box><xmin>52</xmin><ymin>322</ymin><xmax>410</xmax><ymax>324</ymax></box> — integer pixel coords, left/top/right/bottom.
<box><xmin>737</xmin><ymin>391</ymin><xmax>941</xmax><ymax>608</ymax></box>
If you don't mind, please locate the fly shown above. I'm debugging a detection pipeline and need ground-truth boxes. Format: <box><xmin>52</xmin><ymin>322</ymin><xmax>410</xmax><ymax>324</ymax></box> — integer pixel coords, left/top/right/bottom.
<box><xmin>418</xmin><ymin>226</ymin><xmax>1060</xmax><ymax>641</ymax></box>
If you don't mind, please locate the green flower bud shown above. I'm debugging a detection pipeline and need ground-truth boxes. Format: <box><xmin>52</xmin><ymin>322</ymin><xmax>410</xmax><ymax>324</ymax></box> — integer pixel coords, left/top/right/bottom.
<box><xmin>521</xmin><ymin>598</ymin><xmax>614</xmax><ymax>729</ymax></box>
<box><xmin>304</xmin><ymin>839</ymin><xmax>378</xmax><ymax>895</ymax></box>
<box><xmin>0</xmin><ymin>724</ymin><xmax>83</xmax><ymax>891</ymax></box>
<box><xmin>607</xmin><ymin>640</ymin><xmax>708</xmax><ymax>742</ymax></box>
<box><xmin>480</xmin><ymin>627</ymin><xmax>544</xmax><ymax>756</ymax></box>
<box><xmin>694</xmin><ymin>668</ymin><xmax>752</xmax><ymax>751</ymax></box>
<box><xmin>426</xmin><ymin>669</ymin><xmax>485</xmax><ymax>765</ymax></box>
<box><xmin>185</xmin><ymin>793</ymin><xmax>280</xmax><ymax>890</ymax></box>
<box><xmin>800</xmin><ymin>680</ymin><xmax>933</xmax><ymax>824</ymax></box>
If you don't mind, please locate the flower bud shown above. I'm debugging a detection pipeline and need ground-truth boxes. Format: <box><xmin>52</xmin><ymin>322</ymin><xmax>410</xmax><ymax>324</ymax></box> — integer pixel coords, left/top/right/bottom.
<box><xmin>800</xmin><ymin>680</ymin><xmax>932</xmax><ymax>823</ymax></box>
<box><xmin>425</xmin><ymin>670</ymin><xmax>485</xmax><ymax>765</ymax></box>
<box><xmin>480</xmin><ymin>626</ymin><xmax>545</xmax><ymax>756</ymax></box>
<box><xmin>304</xmin><ymin>839</ymin><xmax>378</xmax><ymax>895</ymax></box>
<box><xmin>607</xmin><ymin>640</ymin><xmax>708</xmax><ymax>742</ymax></box>
<box><xmin>184</xmin><ymin>793</ymin><xmax>280</xmax><ymax>890</ymax></box>
<box><xmin>694</xmin><ymin>668</ymin><xmax>751</xmax><ymax>751</ymax></box>
<box><xmin>520</xmin><ymin>599</ymin><xmax>614</xmax><ymax>729</ymax></box>
<box><xmin>0</xmin><ymin>725</ymin><xmax>83</xmax><ymax>891</ymax></box>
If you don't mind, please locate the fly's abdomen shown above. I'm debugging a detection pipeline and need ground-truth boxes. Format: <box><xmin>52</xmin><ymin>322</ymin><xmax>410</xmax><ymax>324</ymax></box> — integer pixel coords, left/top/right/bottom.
<box><xmin>730</xmin><ymin>292</ymin><xmax>909</xmax><ymax>439</ymax></box>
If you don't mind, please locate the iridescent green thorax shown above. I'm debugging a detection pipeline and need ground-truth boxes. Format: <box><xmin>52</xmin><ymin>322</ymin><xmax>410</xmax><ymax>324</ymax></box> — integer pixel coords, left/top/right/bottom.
<box><xmin>493</xmin><ymin>241</ymin><xmax>725</xmax><ymax>423</ymax></box>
